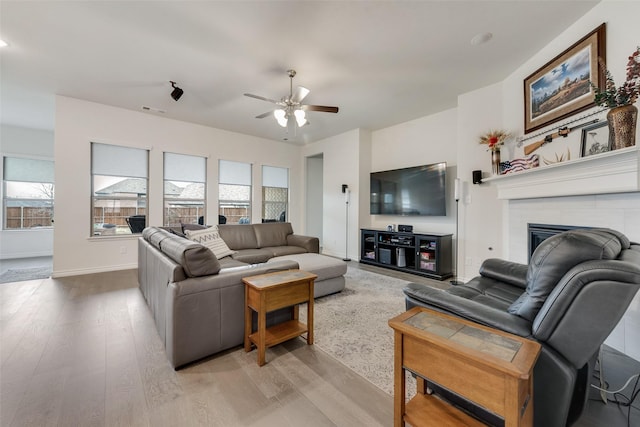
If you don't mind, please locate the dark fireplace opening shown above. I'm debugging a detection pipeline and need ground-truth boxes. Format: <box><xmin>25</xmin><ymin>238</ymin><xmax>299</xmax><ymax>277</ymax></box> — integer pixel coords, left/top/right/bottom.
<box><xmin>528</xmin><ymin>223</ymin><xmax>590</xmax><ymax>261</ymax></box>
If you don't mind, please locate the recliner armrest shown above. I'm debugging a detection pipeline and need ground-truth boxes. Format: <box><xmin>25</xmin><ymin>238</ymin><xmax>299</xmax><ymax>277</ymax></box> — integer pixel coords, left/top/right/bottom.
<box><xmin>479</xmin><ymin>258</ymin><xmax>528</xmax><ymax>289</ymax></box>
<box><xmin>403</xmin><ymin>283</ymin><xmax>533</xmax><ymax>337</ymax></box>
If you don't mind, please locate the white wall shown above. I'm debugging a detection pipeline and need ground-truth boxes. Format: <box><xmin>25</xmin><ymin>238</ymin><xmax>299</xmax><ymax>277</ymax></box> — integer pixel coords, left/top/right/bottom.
<box><xmin>456</xmin><ymin>83</ymin><xmax>505</xmax><ymax>279</ymax></box>
<box><xmin>301</xmin><ymin>129</ymin><xmax>364</xmax><ymax>260</ymax></box>
<box><xmin>53</xmin><ymin>96</ymin><xmax>301</xmax><ymax>277</ymax></box>
<box><xmin>370</xmin><ymin>109</ymin><xmax>459</xmax><ymax>235</ymax></box>
<box><xmin>0</xmin><ymin>124</ymin><xmax>55</xmax><ymax>259</ymax></box>
<box><xmin>357</xmin><ymin>129</ymin><xmax>372</xmax><ymax>239</ymax></box>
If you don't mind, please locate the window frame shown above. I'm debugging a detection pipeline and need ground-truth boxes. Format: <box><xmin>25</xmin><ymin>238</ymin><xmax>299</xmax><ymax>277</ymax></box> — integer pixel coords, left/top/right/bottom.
<box><xmin>218</xmin><ymin>160</ymin><xmax>252</xmax><ymax>225</ymax></box>
<box><xmin>90</xmin><ymin>143</ymin><xmax>149</xmax><ymax>237</ymax></box>
<box><xmin>261</xmin><ymin>165</ymin><xmax>289</xmax><ymax>223</ymax></box>
<box><xmin>163</xmin><ymin>152</ymin><xmax>207</xmax><ymax>227</ymax></box>
<box><xmin>2</xmin><ymin>156</ymin><xmax>55</xmax><ymax>230</ymax></box>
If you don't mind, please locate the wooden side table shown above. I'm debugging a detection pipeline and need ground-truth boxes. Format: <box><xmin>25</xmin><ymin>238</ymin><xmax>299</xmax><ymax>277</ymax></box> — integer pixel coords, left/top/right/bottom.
<box><xmin>389</xmin><ymin>307</ymin><xmax>541</xmax><ymax>427</ymax></box>
<box><xmin>243</xmin><ymin>270</ymin><xmax>317</xmax><ymax>366</ymax></box>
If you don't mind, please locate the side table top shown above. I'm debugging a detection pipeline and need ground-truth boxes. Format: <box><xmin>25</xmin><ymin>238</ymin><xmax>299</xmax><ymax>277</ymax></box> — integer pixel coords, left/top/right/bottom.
<box><xmin>242</xmin><ymin>269</ymin><xmax>317</xmax><ymax>289</ymax></box>
<box><xmin>389</xmin><ymin>307</ymin><xmax>540</xmax><ymax>378</ymax></box>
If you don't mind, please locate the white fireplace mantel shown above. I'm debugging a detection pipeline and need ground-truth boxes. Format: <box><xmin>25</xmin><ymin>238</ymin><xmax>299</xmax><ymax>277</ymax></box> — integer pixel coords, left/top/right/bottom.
<box><xmin>483</xmin><ymin>146</ymin><xmax>640</xmax><ymax>200</ymax></box>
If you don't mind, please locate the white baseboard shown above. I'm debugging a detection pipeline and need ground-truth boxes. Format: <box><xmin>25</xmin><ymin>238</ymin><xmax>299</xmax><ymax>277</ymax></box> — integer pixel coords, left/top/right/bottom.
<box><xmin>1</xmin><ymin>250</ymin><xmax>53</xmax><ymax>260</ymax></box>
<box><xmin>52</xmin><ymin>262</ymin><xmax>137</xmax><ymax>278</ymax></box>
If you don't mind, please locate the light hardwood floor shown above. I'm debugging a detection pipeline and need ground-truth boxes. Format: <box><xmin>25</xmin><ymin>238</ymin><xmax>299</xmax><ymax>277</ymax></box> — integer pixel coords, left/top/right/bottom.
<box><xmin>1</xmin><ymin>268</ymin><xmax>393</xmax><ymax>427</ymax></box>
<box><xmin>1</xmin><ymin>262</ymin><xmax>638</xmax><ymax>426</ymax></box>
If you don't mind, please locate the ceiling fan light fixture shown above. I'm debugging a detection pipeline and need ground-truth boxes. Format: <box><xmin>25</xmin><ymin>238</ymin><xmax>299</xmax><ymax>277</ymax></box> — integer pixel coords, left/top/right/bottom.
<box><xmin>297</xmin><ymin>86</ymin><xmax>310</xmax><ymax>102</ymax></box>
<box><xmin>294</xmin><ymin>109</ymin><xmax>307</xmax><ymax>127</ymax></box>
<box><xmin>245</xmin><ymin>69</ymin><xmax>339</xmax><ymax>130</ymax></box>
<box><xmin>274</xmin><ymin>109</ymin><xmax>288</xmax><ymax>127</ymax></box>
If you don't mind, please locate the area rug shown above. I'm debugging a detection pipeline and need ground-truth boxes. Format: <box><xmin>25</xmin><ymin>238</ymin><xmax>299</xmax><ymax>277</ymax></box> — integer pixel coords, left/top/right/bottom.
<box><xmin>300</xmin><ymin>266</ymin><xmax>443</xmax><ymax>396</ymax></box>
<box><xmin>0</xmin><ymin>266</ymin><xmax>51</xmax><ymax>284</ymax></box>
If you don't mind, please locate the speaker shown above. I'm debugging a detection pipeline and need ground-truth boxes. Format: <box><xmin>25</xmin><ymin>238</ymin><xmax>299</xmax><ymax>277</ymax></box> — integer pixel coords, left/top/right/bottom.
<box><xmin>379</xmin><ymin>248</ymin><xmax>392</xmax><ymax>264</ymax></box>
<box><xmin>396</xmin><ymin>247</ymin><xmax>406</xmax><ymax>267</ymax></box>
<box><xmin>472</xmin><ymin>170</ymin><xmax>483</xmax><ymax>184</ymax></box>
<box><xmin>398</xmin><ymin>224</ymin><xmax>413</xmax><ymax>233</ymax></box>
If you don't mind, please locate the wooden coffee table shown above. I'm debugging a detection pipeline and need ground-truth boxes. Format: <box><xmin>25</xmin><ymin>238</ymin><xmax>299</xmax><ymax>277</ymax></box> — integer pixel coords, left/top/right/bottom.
<box><xmin>243</xmin><ymin>269</ymin><xmax>317</xmax><ymax>366</ymax></box>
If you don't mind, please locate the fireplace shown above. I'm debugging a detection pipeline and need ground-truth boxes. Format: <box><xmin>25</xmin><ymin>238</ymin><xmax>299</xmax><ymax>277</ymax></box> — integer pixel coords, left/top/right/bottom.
<box><xmin>527</xmin><ymin>223</ymin><xmax>589</xmax><ymax>261</ymax></box>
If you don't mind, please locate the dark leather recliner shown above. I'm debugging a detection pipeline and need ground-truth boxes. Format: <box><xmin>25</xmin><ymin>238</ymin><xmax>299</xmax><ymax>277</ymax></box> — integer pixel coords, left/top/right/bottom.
<box><xmin>403</xmin><ymin>228</ymin><xmax>640</xmax><ymax>427</ymax></box>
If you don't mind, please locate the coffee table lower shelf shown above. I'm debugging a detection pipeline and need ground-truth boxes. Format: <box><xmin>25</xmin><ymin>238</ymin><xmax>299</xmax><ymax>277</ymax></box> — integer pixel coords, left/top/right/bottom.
<box><xmin>247</xmin><ymin>319</ymin><xmax>309</xmax><ymax>349</ymax></box>
<box><xmin>404</xmin><ymin>393</ymin><xmax>485</xmax><ymax>427</ymax></box>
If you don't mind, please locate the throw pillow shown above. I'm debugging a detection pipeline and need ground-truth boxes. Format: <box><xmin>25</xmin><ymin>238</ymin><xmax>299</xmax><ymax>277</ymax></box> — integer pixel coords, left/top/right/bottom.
<box><xmin>185</xmin><ymin>225</ymin><xmax>235</xmax><ymax>259</ymax></box>
<box><xmin>181</xmin><ymin>222</ymin><xmax>208</xmax><ymax>235</ymax></box>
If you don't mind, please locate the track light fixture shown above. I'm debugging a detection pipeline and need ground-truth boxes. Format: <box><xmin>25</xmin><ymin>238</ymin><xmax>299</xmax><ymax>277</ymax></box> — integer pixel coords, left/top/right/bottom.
<box><xmin>170</xmin><ymin>81</ymin><xmax>183</xmax><ymax>101</ymax></box>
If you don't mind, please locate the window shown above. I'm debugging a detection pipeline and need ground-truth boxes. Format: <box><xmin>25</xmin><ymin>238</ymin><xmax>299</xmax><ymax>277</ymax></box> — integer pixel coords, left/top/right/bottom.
<box><xmin>163</xmin><ymin>152</ymin><xmax>206</xmax><ymax>227</ymax></box>
<box><xmin>219</xmin><ymin>160</ymin><xmax>251</xmax><ymax>224</ymax></box>
<box><xmin>262</xmin><ymin>165</ymin><xmax>288</xmax><ymax>222</ymax></box>
<box><xmin>3</xmin><ymin>157</ymin><xmax>54</xmax><ymax>229</ymax></box>
<box><xmin>91</xmin><ymin>143</ymin><xmax>148</xmax><ymax>236</ymax></box>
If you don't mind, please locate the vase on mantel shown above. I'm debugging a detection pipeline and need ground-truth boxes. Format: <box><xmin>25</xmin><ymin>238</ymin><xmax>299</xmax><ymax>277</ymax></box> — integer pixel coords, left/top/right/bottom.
<box><xmin>607</xmin><ymin>104</ymin><xmax>638</xmax><ymax>150</ymax></box>
<box><xmin>491</xmin><ymin>150</ymin><xmax>501</xmax><ymax>175</ymax></box>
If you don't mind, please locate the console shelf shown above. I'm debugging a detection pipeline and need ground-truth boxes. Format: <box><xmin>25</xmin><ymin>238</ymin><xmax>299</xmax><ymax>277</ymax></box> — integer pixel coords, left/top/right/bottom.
<box><xmin>360</xmin><ymin>228</ymin><xmax>452</xmax><ymax>280</ymax></box>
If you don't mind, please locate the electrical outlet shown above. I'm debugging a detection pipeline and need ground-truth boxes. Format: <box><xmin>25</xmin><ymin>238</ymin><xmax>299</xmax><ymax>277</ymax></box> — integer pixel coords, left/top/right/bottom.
<box><xmin>120</xmin><ymin>246</ymin><xmax>127</xmax><ymax>254</ymax></box>
<box><xmin>465</xmin><ymin>257</ymin><xmax>473</xmax><ymax>266</ymax></box>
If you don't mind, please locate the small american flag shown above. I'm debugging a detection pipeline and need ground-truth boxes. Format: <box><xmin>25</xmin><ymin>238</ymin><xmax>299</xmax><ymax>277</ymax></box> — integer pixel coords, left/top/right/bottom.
<box><xmin>500</xmin><ymin>154</ymin><xmax>539</xmax><ymax>175</ymax></box>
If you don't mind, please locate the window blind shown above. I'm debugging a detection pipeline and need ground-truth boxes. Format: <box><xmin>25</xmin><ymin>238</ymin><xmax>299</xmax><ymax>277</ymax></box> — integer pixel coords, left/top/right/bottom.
<box><xmin>164</xmin><ymin>152</ymin><xmax>206</xmax><ymax>183</ymax></box>
<box><xmin>262</xmin><ymin>165</ymin><xmax>288</xmax><ymax>188</ymax></box>
<box><xmin>219</xmin><ymin>160</ymin><xmax>251</xmax><ymax>185</ymax></box>
<box><xmin>92</xmin><ymin>143</ymin><xmax>148</xmax><ymax>178</ymax></box>
<box><xmin>3</xmin><ymin>157</ymin><xmax>54</xmax><ymax>183</ymax></box>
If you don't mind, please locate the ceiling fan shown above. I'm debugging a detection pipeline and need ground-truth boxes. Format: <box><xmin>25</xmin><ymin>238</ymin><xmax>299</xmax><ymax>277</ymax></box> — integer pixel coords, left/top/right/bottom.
<box><xmin>244</xmin><ymin>69</ymin><xmax>339</xmax><ymax>128</ymax></box>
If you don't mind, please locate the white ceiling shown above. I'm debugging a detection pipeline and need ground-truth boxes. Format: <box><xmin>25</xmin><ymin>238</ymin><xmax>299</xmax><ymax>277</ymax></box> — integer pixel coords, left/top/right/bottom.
<box><xmin>0</xmin><ymin>1</ymin><xmax>600</xmax><ymax>144</ymax></box>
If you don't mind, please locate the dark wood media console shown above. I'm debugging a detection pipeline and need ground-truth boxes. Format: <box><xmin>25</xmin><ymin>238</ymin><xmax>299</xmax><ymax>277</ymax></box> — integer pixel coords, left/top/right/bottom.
<box><xmin>360</xmin><ymin>228</ymin><xmax>452</xmax><ymax>280</ymax></box>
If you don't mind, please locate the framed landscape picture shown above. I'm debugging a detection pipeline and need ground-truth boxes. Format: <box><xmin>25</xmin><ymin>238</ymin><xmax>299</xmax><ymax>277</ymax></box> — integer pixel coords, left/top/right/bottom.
<box><xmin>524</xmin><ymin>23</ymin><xmax>606</xmax><ymax>134</ymax></box>
<box><xmin>580</xmin><ymin>121</ymin><xmax>611</xmax><ymax>157</ymax></box>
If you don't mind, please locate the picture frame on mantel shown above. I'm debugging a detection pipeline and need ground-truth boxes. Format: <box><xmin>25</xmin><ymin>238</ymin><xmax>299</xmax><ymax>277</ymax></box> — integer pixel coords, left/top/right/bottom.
<box><xmin>524</xmin><ymin>23</ymin><xmax>606</xmax><ymax>134</ymax></box>
<box><xmin>580</xmin><ymin>121</ymin><xmax>611</xmax><ymax>157</ymax></box>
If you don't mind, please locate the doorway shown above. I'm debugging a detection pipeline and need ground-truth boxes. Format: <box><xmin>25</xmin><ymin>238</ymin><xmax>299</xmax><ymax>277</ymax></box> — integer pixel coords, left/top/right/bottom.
<box><xmin>306</xmin><ymin>154</ymin><xmax>323</xmax><ymax>250</ymax></box>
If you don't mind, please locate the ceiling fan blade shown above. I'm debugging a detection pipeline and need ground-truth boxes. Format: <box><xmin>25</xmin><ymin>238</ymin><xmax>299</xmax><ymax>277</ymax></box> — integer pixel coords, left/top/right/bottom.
<box><xmin>244</xmin><ymin>93</ymin><xmax>279</xmax><ymax>104</ymax></box>
<box><xmin>255</xmin><ymin>111</ymin><xmax>273</xmax><ymax>119</ymax></box>
<box><xmin>291</xmin><ymin>86</ymin><xmax>310</xmax><ymax>103</ymax></box>
<box><xmin>301</xmin><ymin>105</ymin><xmax>339</xmax><ymax>113</ymax></box>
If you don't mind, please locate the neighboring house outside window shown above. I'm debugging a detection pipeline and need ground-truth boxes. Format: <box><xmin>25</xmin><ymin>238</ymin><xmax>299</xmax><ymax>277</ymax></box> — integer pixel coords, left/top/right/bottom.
<box><xmin>262</xmin><ymin>165</ymin><xmax>288</xmax><ymax>223</ymax></box>
<box><xmin>2</xmin><ymin>156</ymin><xmax>54</xmax><ymax>229</ymax></box>
<box><xmin>219</xmin><ymin>160</ymin><xmax>251</xmax><ymax>225</ymax></box>
<box><xmin>91</xmin><ymin>143</ymin><xmax>148</xmax><ymax>236</ymax></box>
<box><xmin>163</xmin><ymin>152</ymin><xmax>206</xmax><ymax>227</ymax></box>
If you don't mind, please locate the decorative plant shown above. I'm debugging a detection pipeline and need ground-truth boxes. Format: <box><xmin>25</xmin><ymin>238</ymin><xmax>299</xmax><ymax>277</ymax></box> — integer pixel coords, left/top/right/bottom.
<box><xmin>479</xmin><ymin>129</ymin><xmax>511</xmax><ymax>151</ymax></box>
<box><xmin>591</xmin><ymin>46</ymin><xmax>640</xmax><ymax>108</ymax></box>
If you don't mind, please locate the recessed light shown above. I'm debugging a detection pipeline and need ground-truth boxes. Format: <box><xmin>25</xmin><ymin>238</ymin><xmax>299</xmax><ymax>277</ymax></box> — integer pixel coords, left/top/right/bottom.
<box><xmin>471</xmin><ymin>32</ymin><xmax>493</xmax><ymax>45</ymax></box>
<box><xmin>0</xmin><ymin>39</ymin><xmax>8</xmax><ymax>48</ymax></box>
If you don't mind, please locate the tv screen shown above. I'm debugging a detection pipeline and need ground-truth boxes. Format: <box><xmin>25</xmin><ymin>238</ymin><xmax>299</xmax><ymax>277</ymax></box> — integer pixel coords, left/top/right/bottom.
<box><xmin>370</xmin><ymin>162</ymin><xmax>446</xmax><ymax>216</ymax></box>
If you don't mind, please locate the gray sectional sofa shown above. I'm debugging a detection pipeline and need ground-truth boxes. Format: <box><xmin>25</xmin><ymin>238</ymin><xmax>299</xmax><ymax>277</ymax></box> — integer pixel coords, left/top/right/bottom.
<box><xmin>138</xmin><ymin>222</ymin><xmax>346</xmax><ymax>368</ymax></box>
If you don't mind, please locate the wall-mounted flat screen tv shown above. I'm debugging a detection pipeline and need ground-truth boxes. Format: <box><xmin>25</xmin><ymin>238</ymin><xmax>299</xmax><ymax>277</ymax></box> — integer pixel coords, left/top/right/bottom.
<box><xmin>370</xmin><ymin>162</ymin><xmax>446</xmax><ymax>216</ymax></box>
